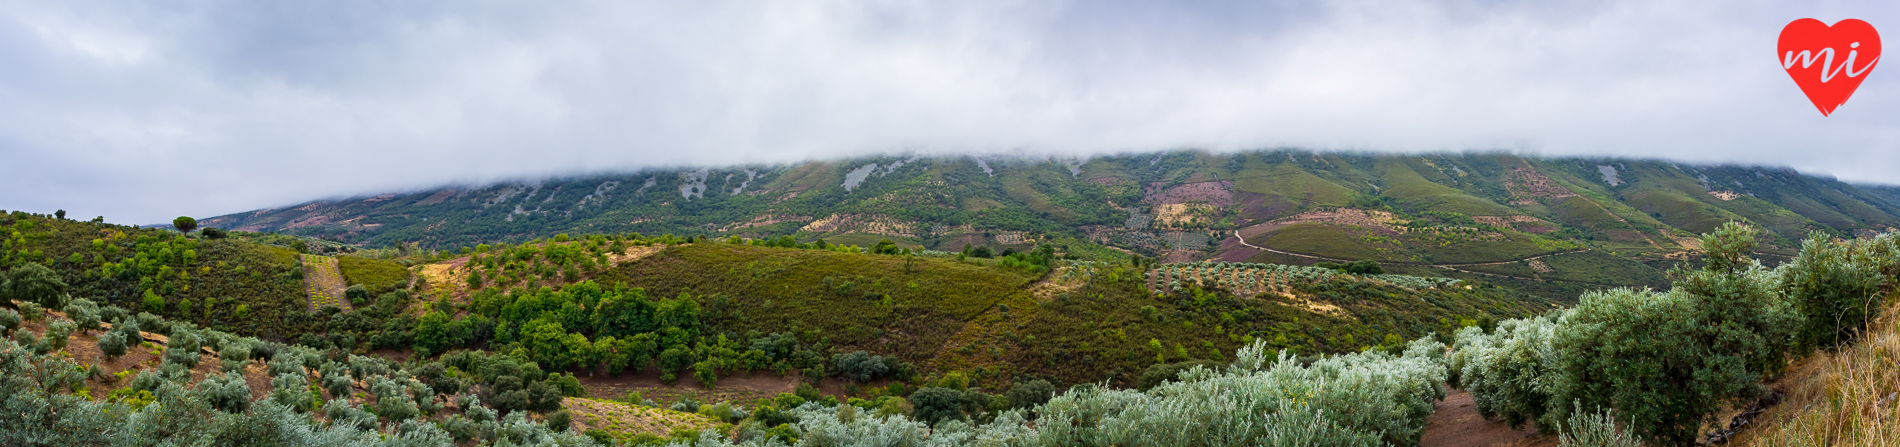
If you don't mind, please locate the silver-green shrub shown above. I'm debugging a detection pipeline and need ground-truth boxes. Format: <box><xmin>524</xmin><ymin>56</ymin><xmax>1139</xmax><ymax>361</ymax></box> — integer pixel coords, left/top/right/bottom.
<box><xmin>1557</xmin><ymin>402</ymin><xmax>1641</xmax><ymax>447</ymax></box>
<box><xmin>1450</xmin><ymin>314</ymin><xmax>1560</xmax><ymax>431</ymax></box>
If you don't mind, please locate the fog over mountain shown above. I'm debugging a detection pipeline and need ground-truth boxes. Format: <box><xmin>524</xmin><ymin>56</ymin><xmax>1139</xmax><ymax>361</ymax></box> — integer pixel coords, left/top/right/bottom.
<box><xmin>3</xmin><ymin>0</ymin><xmax>1898</xmax><ymax>223</ymax></box>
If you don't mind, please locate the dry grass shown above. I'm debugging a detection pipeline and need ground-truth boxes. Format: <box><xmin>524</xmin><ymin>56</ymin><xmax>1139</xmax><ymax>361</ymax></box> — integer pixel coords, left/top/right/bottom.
<box><xmin>563</xmin><ymin>397</ymin><xmax>720</xmax><ymax>439</ymax></box>
<box><xmin>1737</xmin><ymin>301</ymin><xmax>1900</xmax><ymax>447</ymax></box>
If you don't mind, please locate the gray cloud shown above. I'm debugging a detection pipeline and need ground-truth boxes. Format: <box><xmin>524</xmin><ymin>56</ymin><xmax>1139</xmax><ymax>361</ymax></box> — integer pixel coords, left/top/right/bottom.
<box><xmin>2</xmin><ymin>0</ymin><xmax>1897</xmax><ymax>223</ymax></box>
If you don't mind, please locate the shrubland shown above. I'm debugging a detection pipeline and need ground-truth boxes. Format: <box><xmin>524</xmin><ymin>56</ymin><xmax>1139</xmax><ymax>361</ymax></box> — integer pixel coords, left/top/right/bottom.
<box><xmin>1452</xmin><ymin>223</ymin><xmax>1900</xmax><ymax>446</ymax></box>
<box><xmin>18</xmin><ymin>202</ymin><xmax>1900</xmax><ymax>445</ymax></box>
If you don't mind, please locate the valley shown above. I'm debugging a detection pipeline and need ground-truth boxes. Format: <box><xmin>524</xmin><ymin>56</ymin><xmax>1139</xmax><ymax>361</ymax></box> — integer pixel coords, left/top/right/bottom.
<box><xmin>6</xmin><ymin>149</ymin><xmax>1900</xmax><ymax>446</ymax></box>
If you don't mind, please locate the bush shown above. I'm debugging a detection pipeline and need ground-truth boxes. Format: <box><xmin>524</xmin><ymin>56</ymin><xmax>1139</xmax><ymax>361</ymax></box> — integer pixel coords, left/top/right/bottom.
<box><xmin>1006</xmin><ymin>379</ymin><xmax>1056</xmax><ymax>410</ymax></box>
<box><xmin>37</xmin><ymin>321</ymin><xmax>75</xmax><ymax>354</ymax></box>
<box><xmin>164</xmin><ymin>330</ymin><xmax>202</xmax><ymax>368</ymax></box>
<box><xmin>1135</xmin><ymin>359</ymin><xmax>1225</xmax><ymax>391</ymax></box>
<box><xmin>64</xmin><ymin>299</ymin><xmax>102</xmax><ymax>333</ymax></box>
<box><xmin>98</xmin><ymin>330</ymin><xmax>129</xmax><ymax>360</ymax></box>
<box><xmin>1456</xmin><ymin>223</ymin><xmax>1803</xmax><ymax>446</ymax></box>
<box><xmin>834</xmin><ymin>350</ymin><xmax>890</xmax><ymax>382</ymax></box>
<box><xmin>270</xmin><ymin>373</ymin><xmax>314</xmax><ymax>412</ymax></box>
<box><xmin>200</xmin><ymin>371</ymin><xmax>251</xmax><ymax>413</ymax></box>
<box><xmin>0</xmin><ymin>308</ymin><xmax>19</xmax><ymax>334</ymax></box>
<box><xmin>540</xmin><ymin>409</ymin><xmax>572</xmax><ymax>432</ymax></box>
<box><xmin>1781</xmin><ymin>231</ymin><xmax>1895</xmax><ymax>352</ymax></box>
<box><xmin>1449</xmin><ymin>315</ymin><xmax>1561</xmax><ymax>430</ymax></box>
<box><xmin>19</xmin><ymin>302</ymin><xmax>43</xmax><ymax>322</ymax></box>
<box><xmin>345</xmin><ymin>285</ymin><xmax>370</xmax><ymax>306</ymax></box>
<box><xmin>1558</xmin><ymin>402</ymin><xmax>1642</xmax><ymax>447</ymax></box>
<box><xmin>989</xmin><ymin>336</ymin><xmax>1451</xmax><ymax>446</ymax></box>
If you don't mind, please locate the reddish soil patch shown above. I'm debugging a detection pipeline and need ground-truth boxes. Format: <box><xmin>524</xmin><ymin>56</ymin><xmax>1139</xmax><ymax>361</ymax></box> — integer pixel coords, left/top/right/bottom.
<box><xmin>1420</xmin><ymin>389</ymin><xmax>1555</xmax><ymax>447</ymax></box>
<box><xmin>1233</xmin><ymin>191</ymin><xmax>1301</xmax><ymax>222</ymax></box>
<box><xmin>1211</xmin><ymin>236</ymin><xmax>1263</xmax><ymax>262</ymax></box>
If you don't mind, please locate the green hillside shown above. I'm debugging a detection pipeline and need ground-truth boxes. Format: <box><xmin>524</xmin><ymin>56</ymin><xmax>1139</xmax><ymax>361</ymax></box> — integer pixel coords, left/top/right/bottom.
<box><xmin>4</xmin><ymin>209</ymin><xmax>1540</xmax><ymax>390</ymax></box>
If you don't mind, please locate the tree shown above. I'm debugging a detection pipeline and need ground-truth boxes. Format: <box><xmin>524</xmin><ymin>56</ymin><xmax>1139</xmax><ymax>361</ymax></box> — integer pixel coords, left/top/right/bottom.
<box><xmin>833</xmin><ymin>350</ymin><xmax>889</xmax><ymax>382</ymax></box>
<box><xmin>54</xmin><ymin>209</ymin><xmax>65</xmax><ymax>220</ymax></box>
<box><xmin>165</xmin><ymin>330</ymin><xmax>202</xmax><ymax>368</ymax></box>
<box><xmin>1006</xmin><ymin>379</ymin><xmax>1056</xmax><ymax>410</ymax></box>
<box><xmin>345</xmin><ymin>285</ymin><xmax>370</xmax><ymax>306</ymax></box>
<box><xmin>2</xmin><ymin>262</ymin><xmax>69</xmax><ymax>310</ymax></box>
<box><xmin>522</xmin><ymin>318</ymin><xmax>575</xmax><ymax>371</ymax></box>
<box><xmin>658</xmin><ymin>346</ymin><xmax>693</xmax><ymax>384</ymax></box>
<box><xmin>270</xmin><ymin>373</ymin><xmax>314</xmax><ymax>412</ymax></box>
<box><xmin>415</xmin><ymin>311</ymin><xmax>451</xmax><ymax>354</ymax></box>
<box><xmin>173</xmin><ymin>216</ymin><xmax>197</xmax><ymax>234</ymax></box>
<box><xmin>98</xmin><ymin>330</ymin><xmax>129</xmax><ymax>360</ymax></box>
<box><xmin>201</xmin><ymin>227</ymin><xmax>228</xmax><ymax>239</ymax></box>
<box><xmin>201</xmin><ymin>372</ymin><xmax>251</xmax><ymax>413</ymax></box>
<box><xmin>1549</xmin><ymin>223</ymin><xmax>1799</xmax><ymax>446</ymax></box>
<box><xmin>910</xmin><ymin>387</ymin><xmax>965</xmax><ymax>427</ymax></box>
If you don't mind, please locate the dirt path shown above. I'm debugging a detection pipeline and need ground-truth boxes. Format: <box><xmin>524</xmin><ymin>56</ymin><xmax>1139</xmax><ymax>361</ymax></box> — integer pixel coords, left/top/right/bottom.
<box><xmin>1422</xmin><ymin>389</ymin><xmax>1555</xmax><ymax>447</ymax></box>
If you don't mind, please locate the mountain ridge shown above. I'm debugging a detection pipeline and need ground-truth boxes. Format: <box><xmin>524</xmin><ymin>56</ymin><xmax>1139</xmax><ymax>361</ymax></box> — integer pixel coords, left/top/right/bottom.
<box><xmin>200</xmin><ymin>150</ymin><xmax>1900</xmax><ymax>288</ymax></box>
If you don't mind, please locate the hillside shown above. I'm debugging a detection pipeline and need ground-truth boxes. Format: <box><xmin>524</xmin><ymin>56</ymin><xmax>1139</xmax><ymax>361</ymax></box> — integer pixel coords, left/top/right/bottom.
<box><xmin>10</xmin><ymin>182</ymin><xmax>1900</xmax><ymax>445</ymax></box>
<box><xmin>199</xmin><ymin>150</ymin><xmax>1900</xmax><ymax>302</ymax></box>
<box><xmin>4</xmin><ymin>209</ymin><xmax>1538</xmax><ymax>387</ymax></box>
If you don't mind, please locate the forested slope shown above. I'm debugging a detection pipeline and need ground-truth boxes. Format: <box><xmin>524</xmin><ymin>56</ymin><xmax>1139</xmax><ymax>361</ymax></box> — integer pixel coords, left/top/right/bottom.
<box><xmin>198</xmin><ymin>150</ymin><xmax>1900</xmax><ymax>304</ymax></box>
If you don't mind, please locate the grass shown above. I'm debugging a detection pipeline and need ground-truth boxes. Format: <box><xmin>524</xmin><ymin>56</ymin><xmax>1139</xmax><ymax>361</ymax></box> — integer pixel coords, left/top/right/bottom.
<box><xmin>591</xmin><ymin>243</ymin><xmax>1039</xmax><ymax>362</ymax></box>
<box><xmin>1256</xmin><ymin>224</ymin><xmax>1384</xmax><ymax>261</ymax></box>
<box><xmin>1534</xmin><ymin>249</ymin><xmax>1669</xmax><ymax>287</ymax></box>
<box><xmin>336</xmin><ymin>255</ymin><xmax>410</xmax><ymax>288</ymax></box>
<box><xmin>585</xmin><ymin>242</ymin><xmax>1549</xmax><ymax>389</ymax></box>
<box><xmin>1012</xmin><ymin>267</ymin><xmax>1542</xmax><ymax>388</ymax></box>
<box><xmin>819</xmin><ymin>233</ymin><xmax>920</xmax><ymax>251</ymax></box>
<box><xmin>1228</xmin><ymin>163</ymin><xmax>1356</xmax><ymax>207</ymax></box>
<box><xmin>1247</xmin><ymin>222</ymin><xmax>1566</xmax><ymax>265</ymax></box>
<box><xmin>1737</xmin><ymin>297</ymin><xmax>1900</xmax><ymax>447</ymax></box>
<box><xmin>563</xmin><ymin>397</ymin><xmax>722</xmax><ymax>442</ymax></box>
<box><xmin>1378</xmin><ymin>160</ymin><xmax>1517</xmax><ymax>216</ymax></box>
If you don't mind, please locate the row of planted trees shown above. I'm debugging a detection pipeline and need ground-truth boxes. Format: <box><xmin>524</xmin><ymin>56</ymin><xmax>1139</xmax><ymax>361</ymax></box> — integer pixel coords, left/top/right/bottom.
<box><xmin>1</xmin><ymin>294</ymin><xmax>603</xmax><ymax>446</ymax></box>
<box><xmin>1449</xmin><ymin>222</ymin><xmax>1900</xmax><ymax>446</ymax></box>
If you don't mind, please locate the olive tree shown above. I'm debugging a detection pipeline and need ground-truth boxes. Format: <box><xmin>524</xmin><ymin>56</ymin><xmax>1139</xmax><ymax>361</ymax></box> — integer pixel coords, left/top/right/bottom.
<box><xmin>1548</xmin><ymin>223</ymin><xmax>1799</xmax><ymax>446</ymax></box>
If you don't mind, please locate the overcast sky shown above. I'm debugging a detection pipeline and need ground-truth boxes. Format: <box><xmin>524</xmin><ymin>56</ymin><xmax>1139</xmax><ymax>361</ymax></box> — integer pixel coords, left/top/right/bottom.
<box><xmin>3</xmin><ymin>0</ymin><xmax>1897</xmax><ymax>224</ymax></box>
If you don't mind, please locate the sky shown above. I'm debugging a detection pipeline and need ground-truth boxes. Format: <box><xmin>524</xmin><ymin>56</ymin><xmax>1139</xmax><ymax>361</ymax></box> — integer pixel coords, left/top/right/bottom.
<box><xmin>3</xmin><ymin>0</ymin><xmax>1898</xmax><ymax>224</ymax></box>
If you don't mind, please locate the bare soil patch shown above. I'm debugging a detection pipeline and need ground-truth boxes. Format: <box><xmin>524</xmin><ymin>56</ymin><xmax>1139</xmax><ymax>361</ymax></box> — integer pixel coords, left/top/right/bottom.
<box><xmin>1420</xmin><ymin>388</ymin><xmax>1554</xmax><ymax>447</ymax></box>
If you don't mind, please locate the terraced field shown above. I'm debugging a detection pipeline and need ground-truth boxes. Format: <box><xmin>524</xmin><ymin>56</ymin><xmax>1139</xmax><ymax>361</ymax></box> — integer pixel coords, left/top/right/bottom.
<box><xmin>300</xmin><ymin>254</ymin><xmax>350</xmax><ymax>311</ymax></box>
<box><xmin>1148</xmin><ymin>261</ymin><xmax>1460</xmax><ymax>298</ymax></box>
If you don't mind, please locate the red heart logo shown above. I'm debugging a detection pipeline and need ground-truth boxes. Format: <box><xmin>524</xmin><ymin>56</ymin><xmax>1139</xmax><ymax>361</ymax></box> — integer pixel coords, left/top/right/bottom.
<box><xmin>1779</xmin><ymin>19</ymin><xmax>1880</xmax><ymax>116</ymax></box>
